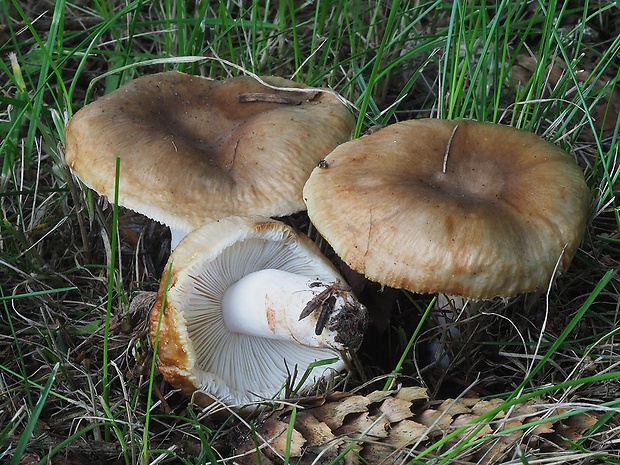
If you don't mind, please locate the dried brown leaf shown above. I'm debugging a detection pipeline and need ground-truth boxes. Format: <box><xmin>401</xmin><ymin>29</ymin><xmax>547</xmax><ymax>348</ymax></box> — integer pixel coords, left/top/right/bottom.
<box><xmin>451</xmin><ymin>413</ymin><xmax>493</xmax><ymax>440</ymax></box>
<box><xmin>508</xmin><ymin>399</ymin><xmax>539</xmax><ymax>417</ymax></box>
<box><xmin>366</xmin><ymin>389</ymin><xmax>394</xmax><ymax>404</ymax></box>
<box><xmin>286</xmin><ymin>415</ymin><xmax>352</xmax><ymax>465</ymax></box>
<box><xmin>523</xmin><ymin>416</ymin><xmax>555</xmax><ymax>436</ymax></box>
<box><xmin>265</xmin><ymin>417</ymin><xmax>305</xmax><ymax>457</ymax></box>
<box><xmin>386</xmin><ymin>419</ymin><xmax>429</xmax><ymax>447</ymax></box>
<box><xmin>395</xmin><ymin>386</ymin><xmax>429</xmax><ymax>403</ymax></box>
<box><xmin>296</xmin><ymin>411</ymin><xmax>337</xmax><ymax>448</ymax></box>
<box><xmin>234</xmin><ymin>416</ymin><xmax>305</xmax><ymax>461</ymax></box>
<box><xmin>471</xmin><ymin>398</ymin><xmax>505</xmax><ymax>419</ymax></box>
<box><xmin>561</xmin><ymin>411</ymin><xmax>598</xmax><ymax>441</ymax></box>
<box><xmin>312</xmin><ymin>394</ymin><xmax>370</xmax><ymax>430</ymax></box>
<box><xmin>474</xmin><ymin>440</ymin><xmax>512</xmax><ymax>465</ymax></box>
<box><xmin>380</xmin><ymin>396</ymin><xmax>414</xmax><ymax>423</ymax></box>
<box><xmin>361</xmin><ymin>442</ymin><xmax>402</xmax><ymax>465</ymax></box>
<box><xmin>336</xmin><ymin>412</ymin><xmax>390</xmax><ymax>439</ymax></box>
<box><xmin>494</xmin><ymin>418</ymin><xmax>528</xmax><ymax>444</ymax></box>
<box><xmin>436</xmin><ymin>397</ymin><xmax>477</xmax><ymax>416</ymax></box>
<box><xmin>414</xmin><ymin>408</ymin><xmax>452</xmax><ymax>432</ymax></box>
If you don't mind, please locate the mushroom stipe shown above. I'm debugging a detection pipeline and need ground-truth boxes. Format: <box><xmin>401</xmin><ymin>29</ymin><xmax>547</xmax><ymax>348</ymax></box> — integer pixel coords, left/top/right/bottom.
<box><xmin>149</xmin><ymin>215</ymin><xmax>368</xmax><ymax>405</ymax></box>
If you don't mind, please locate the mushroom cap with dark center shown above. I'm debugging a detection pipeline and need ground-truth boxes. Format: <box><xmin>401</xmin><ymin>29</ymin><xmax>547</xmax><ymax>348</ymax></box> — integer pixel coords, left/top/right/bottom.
<box><xmin>64</xmin><ymin>71</ymin><xmax>355</xmax><ymax>233</ymax></box>
<box><xmin>303</xmin><ymin>119</ymin><xmax>590</xmax><ymax>299</ymax></box>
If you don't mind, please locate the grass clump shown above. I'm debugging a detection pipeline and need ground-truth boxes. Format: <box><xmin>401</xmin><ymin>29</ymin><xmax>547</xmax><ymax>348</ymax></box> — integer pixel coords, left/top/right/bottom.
<box><xmin>1</xmin><ymin>0</ymin><xmax>619</xmax><ymax>463</ymax></box>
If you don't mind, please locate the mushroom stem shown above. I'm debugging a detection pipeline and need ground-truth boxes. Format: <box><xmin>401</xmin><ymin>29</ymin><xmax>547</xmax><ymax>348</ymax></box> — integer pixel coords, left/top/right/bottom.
<box><xmin>222</xmin><ymin>269</ymin><xmax>367</xmax><ymax>351</ymax></box>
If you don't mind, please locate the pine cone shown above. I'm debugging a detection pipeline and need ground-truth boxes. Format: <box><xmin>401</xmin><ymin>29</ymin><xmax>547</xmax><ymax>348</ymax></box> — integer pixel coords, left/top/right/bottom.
<box><xmin>223</xmin><ymin>386</ymin><xmax>599</xmax><ymax>464</ymax></box>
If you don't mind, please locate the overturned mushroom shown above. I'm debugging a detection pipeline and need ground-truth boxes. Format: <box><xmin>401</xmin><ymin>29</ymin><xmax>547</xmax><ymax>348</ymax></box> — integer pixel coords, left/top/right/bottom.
<box><xmin>303</xmin><ymin>119</ymin><xmax>590</xmax><ymax>299</ymax></box>
<box><xmin>64</xmin><ymin>71</ymin><xmax>354</xmax><ymax>247</ymax></box>
<box><xmin>149</xmin><ymin>216</ymin><xmax>368</xmax><ymax>405</ymax></box>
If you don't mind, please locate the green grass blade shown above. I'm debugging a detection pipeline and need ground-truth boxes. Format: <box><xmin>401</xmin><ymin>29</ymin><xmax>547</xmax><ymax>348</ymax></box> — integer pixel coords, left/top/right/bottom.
<box><xmin>8</xmin><ymin>363</ymin><xmax>59</xmax><ymax>465</ymax></box>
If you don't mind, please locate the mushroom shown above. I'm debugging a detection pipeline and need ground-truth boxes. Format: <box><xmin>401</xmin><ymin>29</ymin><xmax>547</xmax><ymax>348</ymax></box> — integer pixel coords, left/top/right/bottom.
<box><xmin>149</xmin><ymin>215</ymin><xmax>368</xmax><ymax>405</ymax></box>
<box><xmin>303</xmin><ymin>119</ymin><xmax>590</xmax><ymax>300</ymax></box>
<box><xmin>64</xmin><ymin>71</ymin><xmax>355</xmax><ymax>248</ymax></box>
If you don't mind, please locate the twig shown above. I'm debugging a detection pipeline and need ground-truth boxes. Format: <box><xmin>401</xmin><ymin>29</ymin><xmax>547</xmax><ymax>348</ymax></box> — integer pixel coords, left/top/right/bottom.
<box><xmin>237</xmin><ymin>93</ymin><xmax>302</xmax><ymax>105</ymax></box>
<box><xmin>442</xmin><ymin>124</ymin><xmax>459</xmax><ymax>174</ymax></box>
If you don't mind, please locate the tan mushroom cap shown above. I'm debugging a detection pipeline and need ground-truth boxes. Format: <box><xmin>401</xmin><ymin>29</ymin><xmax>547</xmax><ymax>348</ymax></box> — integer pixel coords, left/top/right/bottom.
<box><xmin>64</xmin><ymin>71</ymin><xmax>354</xmax><ymax>233</ymax></box>
<box><xmin>303</xmin><ymin>119</ymin><xmax>590</xmax><ymax>299</ymax></box>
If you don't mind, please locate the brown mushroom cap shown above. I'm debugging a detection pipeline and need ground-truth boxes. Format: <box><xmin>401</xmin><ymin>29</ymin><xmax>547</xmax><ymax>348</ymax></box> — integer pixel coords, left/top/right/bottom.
<box><xmin>303</xmin><ymin>119</ymin><xmax>590</xmax><ymax>299</ymax></box>
<box><xmin>64</xmin><ymin>71</ymin><xmax>354</xmax><ymax>233</ymax></box>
